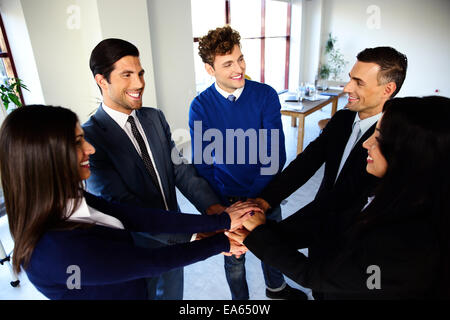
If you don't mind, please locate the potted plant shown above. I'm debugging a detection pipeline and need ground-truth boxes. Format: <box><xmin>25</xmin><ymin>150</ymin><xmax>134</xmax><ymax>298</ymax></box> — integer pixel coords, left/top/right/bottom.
<box><xmin>318</xmin><ymin>64</ymin><xmax>330</xmax><ymax>90</ymax></box>
<box><xmin>0</xmin><ymin>77</ymin><xmax>28</xmax><ymax>123</ymax></box>
<box><xmin>318</xmin><ymin>33</ymin><xmax>348</xmax><ymax>88</ymax></box>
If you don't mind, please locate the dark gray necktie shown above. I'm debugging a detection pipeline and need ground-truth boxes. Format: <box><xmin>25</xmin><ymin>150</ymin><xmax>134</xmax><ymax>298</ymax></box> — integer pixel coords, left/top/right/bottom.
<box><xmin>127</xmin><ymin>116</ymin><xmax>165</xmax><ymax>203</ymax></box>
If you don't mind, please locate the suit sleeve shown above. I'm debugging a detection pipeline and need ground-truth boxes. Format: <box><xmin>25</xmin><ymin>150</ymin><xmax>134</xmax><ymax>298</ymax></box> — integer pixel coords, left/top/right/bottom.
<box><xmin>157</xmin><ymin>109</ymin><xmax>221</xmax><ymax>213</ymax></box>
<box><xmin>85</xmin><ymin>192</ymin><xmax>230</xmax><ymax>233</ymax></box>
<box><xmin>37</xmin><ymin>232</ymin><xmax>230</xmax><ymax>286</ymax></box>
<box><xmin>248</xmin><ymin>88</ymin><xmax>287</xmax><ymax>196</ymax></box>
<box><xmin>258</xmin><ymin>110</ymin><xmax>340</xmax><ymax>207</ymax></box>
<box><xmin>83</xmin><ymin>129</ymin><xmax>147</xmax><ymax>207</ymax></box>
<box><xmin>244</xmin><ymin>216</ymin><xmax>440</xmax><ymax>298</ymax></box>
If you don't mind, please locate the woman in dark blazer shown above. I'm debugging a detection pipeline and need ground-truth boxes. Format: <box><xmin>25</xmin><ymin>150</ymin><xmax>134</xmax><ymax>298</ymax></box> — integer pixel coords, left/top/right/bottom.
<box><xmin>227</xmin><ymin>96</ymin><xmax>450</xmax><ymax>299</ymax></box>
<box><xmin>0</xmin><ymin>105</ymin><xmax>260</xmax><ymax>300</ymax></box>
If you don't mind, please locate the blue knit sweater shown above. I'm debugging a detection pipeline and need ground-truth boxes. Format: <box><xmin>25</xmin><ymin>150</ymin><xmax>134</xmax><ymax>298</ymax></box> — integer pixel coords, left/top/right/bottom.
<box><xmin>25</xmin><ymin>192</ymin><xmax>230</xmax><ymax>300</ymax></box>
<box><xmin>189</xmin><ymin>80</ymin><xmax>286</xmax><ymax>201</ymax></box>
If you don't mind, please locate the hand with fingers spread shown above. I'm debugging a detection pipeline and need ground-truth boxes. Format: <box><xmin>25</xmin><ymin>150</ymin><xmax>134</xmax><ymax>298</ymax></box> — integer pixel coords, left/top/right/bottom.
<box><xmin>224</xmin><ymin>201</ymin><xmax>263</xmax><ymax>231</ymax></box>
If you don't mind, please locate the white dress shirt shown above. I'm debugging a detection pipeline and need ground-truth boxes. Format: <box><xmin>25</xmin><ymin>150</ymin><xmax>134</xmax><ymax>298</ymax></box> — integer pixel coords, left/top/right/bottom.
<box><xmin>102</xmin><ymin>102</ymin><xmax>169</xmax><ymax>210</ymax></box>
<box><xmin>66</xmin><ymin>197</ymin><xmax>125</xmax><ymax>229</ymax></box>
<box><xmin>215</xmin><ymin>82</ymin><xmax>245</xmax><ymax>101</ymax></box>
<box><xmin>340</xmin><ymin>112</ymin><xmax>382</xmax><ymax>162</ymax></box>
<box><xmin>66</xmin><ymin>196</ymin><xmax>197</xmax><ymax>241</ymax></box>
<box><xmin>335</xmin><ymin>112</ymin><xmax>382</xmax><ymax>182</ymax></box>
<box><xmin>101</xmin><ymin>103</ymin><xmax>196</xmax><ymax>241</ymax></box>
<box><xmin>356</xmin><ymin>112</ymin><xmax>382</xmax><ymax>143</ymax></box>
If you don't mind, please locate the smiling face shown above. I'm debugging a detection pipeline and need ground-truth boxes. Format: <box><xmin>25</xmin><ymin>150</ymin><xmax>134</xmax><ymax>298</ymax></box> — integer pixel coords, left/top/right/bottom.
<box><xmin>205</xmin><ymin>44</ymin><xmax>246</xmax><ymax>93</ymax></box>
<box><xmin>362</xmin><ymin>117</ymin><xmax>388</xmax><ymax>178</ymax></box>
<box><xmin>75</xmin><ymin>122</ymin><xmax>95</xmax><ymax>181</ymax></box>
<box><xmin>343</xmin><ymin>61</ymin><xmax>395</xmax><ymax>120</ymax></box>
<box><xmin>95</xmin><ymin>55</ymin><xmax>145</xmax><ymax>115</ymax></box>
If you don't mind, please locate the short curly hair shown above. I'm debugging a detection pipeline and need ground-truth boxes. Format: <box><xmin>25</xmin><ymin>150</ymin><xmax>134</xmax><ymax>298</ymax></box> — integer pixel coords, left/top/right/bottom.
<box><xmin>198</xmin><ymin>25</ymin><xmax>241</xmax><ymax>67</ymax></box>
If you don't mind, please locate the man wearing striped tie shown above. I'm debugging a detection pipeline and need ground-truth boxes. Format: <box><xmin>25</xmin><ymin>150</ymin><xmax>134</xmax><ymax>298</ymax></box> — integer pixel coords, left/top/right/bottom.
<box><xmin>83</xmin><ymin>38</ymin><xmax>227</xmax><ymax>300</ymax></box>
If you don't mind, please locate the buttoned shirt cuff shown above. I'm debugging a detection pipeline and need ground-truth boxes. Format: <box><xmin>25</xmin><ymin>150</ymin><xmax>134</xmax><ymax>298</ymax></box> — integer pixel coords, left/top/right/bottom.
<box><xmin>190</xmin><ymin>233</ymin><xmax>197</xmax><ymax>242</ymax></box>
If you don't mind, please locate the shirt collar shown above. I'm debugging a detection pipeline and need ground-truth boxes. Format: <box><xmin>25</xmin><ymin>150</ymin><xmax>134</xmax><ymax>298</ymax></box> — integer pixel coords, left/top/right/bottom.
<box><xmin>102</xmin><ymin>102</ymin><xmax>137</xmax><ymax>129</ymax></box>
<box><xmin>66</xmin><ymin>197</ymin><xmax>90</xmax><ymax>219</ymax></box>
<box><xmin>214</xmin><ymin>82</ymin><xmax>245</xmax><ymax>101</ymax></box>
<box><xmin>355</xmin><ymin>112</ymin><xmax>382</xmax><ymax>135</ymax></box>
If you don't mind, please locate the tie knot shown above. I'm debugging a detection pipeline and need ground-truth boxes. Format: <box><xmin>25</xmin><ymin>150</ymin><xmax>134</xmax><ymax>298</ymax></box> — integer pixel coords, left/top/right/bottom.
<box><xmin>227</xmin><ymin>95</ymin><xmax>236</xmax><ymax>102</ymax></box>
<box><xmin>128</xmin><ymin>116</ymin><xmax>136</xmax><ymax>125</ymax></box>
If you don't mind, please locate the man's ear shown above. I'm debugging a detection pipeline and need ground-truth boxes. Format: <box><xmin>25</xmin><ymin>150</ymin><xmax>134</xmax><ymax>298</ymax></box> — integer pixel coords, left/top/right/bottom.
<box><xmin>94</xmin><ymin>74</ymin><xmax>108</xmax><ymax>93</ymax></box>
<box><xmin>204</xmin><ymin>63</ymin><xmax>215</xmax><ymax>77</ymax></box>
<box><xmin>384</xmin><ymin>81</ymin><xmax>397</xmax><ymax>98</ymax></box>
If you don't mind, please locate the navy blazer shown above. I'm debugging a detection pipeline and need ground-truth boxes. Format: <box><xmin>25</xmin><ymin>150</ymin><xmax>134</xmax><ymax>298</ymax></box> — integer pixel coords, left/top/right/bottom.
<box><xmin>82</xmin><ymin>105</ymin><xmax>221</xmax><ymax>243</ymax></box>
<box><xmin>26</xmin><ymin>192</ymin><xmax>230</xmax><ymax>300</ymax></box>
<box><xmin>260</xmin><ymin>109</ymin><xmax>378</xmax><ymax>210</ymax></box>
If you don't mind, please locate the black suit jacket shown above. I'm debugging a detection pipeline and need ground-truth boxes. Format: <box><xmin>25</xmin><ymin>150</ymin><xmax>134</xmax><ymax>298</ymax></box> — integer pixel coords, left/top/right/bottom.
<box><xmin>244</xmin><ymin>199</ymin><xmax>443</xmax><ymax>299</ymax></box>
<box><xmin>82</xmin><ymin>105</ymin><xmax>221</xmax><ymax>244</ymax></box>
<box><xmin>260</xmin><ymin>109</ymin><xmax>378</xmax><ymax>209</ymax></box>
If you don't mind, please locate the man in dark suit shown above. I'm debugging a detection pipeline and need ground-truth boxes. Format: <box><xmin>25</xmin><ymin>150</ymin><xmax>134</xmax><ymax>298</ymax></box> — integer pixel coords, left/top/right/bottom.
<box><xmin>254</xmin><ymin>46</ymin><xmax>408</xmax><ymax>228</ymax></box>
<box><xmin>251</xmin><ymin>47</ymin><xmax>407</xmax><ymax>300</ymax></box>
<box><xmin>83</xmin><ymin>38</ymin><xmax>226</xmax><ymax>300</ymax></box>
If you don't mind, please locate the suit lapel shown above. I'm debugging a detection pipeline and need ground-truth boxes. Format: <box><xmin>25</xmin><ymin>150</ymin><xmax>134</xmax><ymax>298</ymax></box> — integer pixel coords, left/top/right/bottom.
<box><xmin>92</xmin><ymin>105</ymin><xmax>157</xmax><ymax>195</ymax></box>
<box><xmin>337</xmin><ymin>121</ymin><xmax>376</xmax><ymax>182</ymax></box>
<box><xmin>329</xmin><ymin>111</ymin><xmax>357</xmax><ymax>180</ymax></box>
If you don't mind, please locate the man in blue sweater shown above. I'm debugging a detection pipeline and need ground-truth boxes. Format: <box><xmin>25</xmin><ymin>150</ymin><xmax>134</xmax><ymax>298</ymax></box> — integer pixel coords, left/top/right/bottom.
<box><xmin>189</xmin><ymin>26</ymin><xmax>306</xmax><ymax>300</ymax></box>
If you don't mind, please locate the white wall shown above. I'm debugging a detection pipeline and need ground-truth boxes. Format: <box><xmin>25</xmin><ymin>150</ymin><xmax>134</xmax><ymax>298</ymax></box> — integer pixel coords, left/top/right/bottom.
<box><xmin>319</xmin><ymin>0</ymin><xmax>450</xmax><ymax>97</ymax></box>
<box><xmin>1</xmin><ymin>0</ymin><xmax>158</xmax><ymax>123</ymax></box>
<box><xmin>298</xmin><ymin>0</ymin><xmax>323</xmax><ymax>85</ymax></box>
<box><xmin>288</xmin><ymin>0</ymin><xmax>303</xmax><ymax>90</ymax></box>
<box><xmin>96</xmin><ymin>0</ymin><xmax>157</xmax><ymax>109</ymax></box>
<box><xmin>17</xmin><ymin>0</ymin><xmax>103</xmax><ymax>122</ymax></box>
<box><xmin>146</xmin><ymin>0</ymin><xmax>197</xmax><ymax>137</ymax></box>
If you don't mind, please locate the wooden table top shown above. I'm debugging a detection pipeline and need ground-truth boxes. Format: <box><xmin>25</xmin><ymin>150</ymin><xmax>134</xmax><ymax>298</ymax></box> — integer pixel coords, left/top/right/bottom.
<box><xmin>280</xmin><ymin>89</ymin><xmax>345</xmax><ymax>115</ymax></box>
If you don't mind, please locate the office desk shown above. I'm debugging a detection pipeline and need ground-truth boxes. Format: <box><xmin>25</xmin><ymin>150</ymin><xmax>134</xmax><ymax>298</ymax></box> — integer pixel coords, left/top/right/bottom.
<box><xmin>280</xmin><ymin>89</ymin><xmax>345</xmax><ymax>154</ymax></box>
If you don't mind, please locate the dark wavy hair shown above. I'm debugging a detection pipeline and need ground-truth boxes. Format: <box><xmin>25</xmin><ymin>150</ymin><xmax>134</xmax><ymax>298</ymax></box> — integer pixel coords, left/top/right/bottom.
<box><xmin>198</xmin><ymin>25</ymin><xmax>241</xmax><ymax>67</ymax></box>
<box><xmin>357</xmin><ymin>47</ymin><xmax>408</xmax><ymax>98</ymax></box>
<box><xmin>0</xmin><ymin>105</ymin><xmax>85</xmax><ymax>273</ymax></box>
<box><xmin>357</xmin><ymin>96</ymin><xmax>450</xmax><ymax>296</ymax></box>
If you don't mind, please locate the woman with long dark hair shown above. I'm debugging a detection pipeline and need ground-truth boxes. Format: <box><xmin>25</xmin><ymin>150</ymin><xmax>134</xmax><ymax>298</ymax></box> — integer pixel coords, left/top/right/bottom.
<box><xmin>0</xmin><ymin>105</ymin><xmax>259</xmax><ymax>300</ymax></box>
<box><xmin>227</xmin><ymin>96</ymin><xmax>450</xmax><ymax>299</ymax></box>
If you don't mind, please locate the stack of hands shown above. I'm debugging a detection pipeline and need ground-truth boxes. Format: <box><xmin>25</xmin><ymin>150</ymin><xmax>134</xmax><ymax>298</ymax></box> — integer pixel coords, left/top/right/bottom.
<box><xmin>198</xmin><ymin>198</ymin><xmax>271</xmax><ymax>257</ymax></box>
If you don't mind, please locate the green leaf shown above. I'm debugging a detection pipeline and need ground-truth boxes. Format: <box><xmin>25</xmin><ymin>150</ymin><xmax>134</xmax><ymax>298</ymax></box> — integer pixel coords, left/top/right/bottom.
<box><xmin>2</xmin><ymin>96</ymin><xmax>10</xmax><ymax>110</ymax></box>
<box><xmin>20</xmin><ymin>83</ymin><xmax>30</xmax><ymax>91</ymax></box>
<box><xmin>8</xmin><ymin>93</ymin><xmax>21</xmax><ymax>107</ymax></box>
